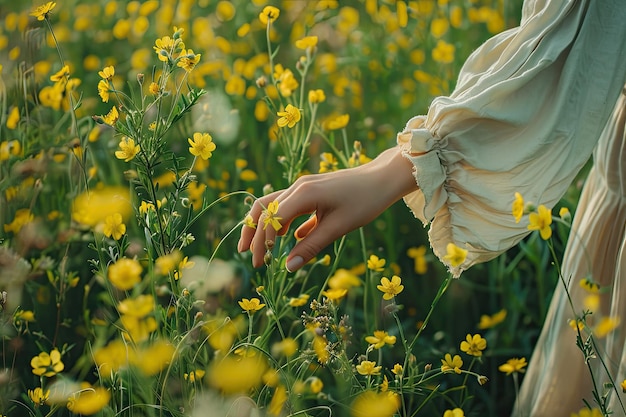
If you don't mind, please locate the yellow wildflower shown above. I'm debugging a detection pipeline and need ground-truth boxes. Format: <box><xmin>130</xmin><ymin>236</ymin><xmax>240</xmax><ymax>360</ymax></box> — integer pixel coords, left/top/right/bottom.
<box><xmin>6</xmin><ymin>106</ymin><xmax>19</xmax><ymax>129</ymax></box>
<box><xmin>441</xmin><ymin>353</ymin><xmax>463</xmax><ymax>374</ymax></box>
<box><xmin>443</xmin><ymin>243</ymin><xmax>467</xmax><ymax>267</ymax></box>
<box><xmin>407</xmin><ymin>246</ymin><xmax>427</xmax><ymax>274</ymax></box>
<box><xmin>177</xmin><ymin>48</ymin><xmax>201</xmax><ymax>72</ymax></box>
<box><xmin>295</xmin><ymin>35</ymin><xmax>318</xmax><ymax>50</ymax></box>
<box><xmin>208</xmin><ymin>354</ymin><xmax>268</xmax><ymax>394</ymax></box>
<box><xmin>570</xmin><ymin>408</ymin><xmax>604</xmax><ymax>417</ymax></box>
<box><xmin>367</xmin><ymin>254</ymin><xmax>386</xmax><ymax>272</ymax></box>
<box><xmin>498</xmin><ymin>357</ymin><xmax>527</xmax><ymax>375</ymax></box>
<box><xmin>512</xmin><ymin>192</ymin><xmax>524</xmax><ymax>223</ymax></box>
<box><xmin>365</xmin><ymin>330</ymin><xmax>396</xmax><ymax>349</ymax></box>
<box><xmin>621</xmin><ymin>379</ymin><xmax>626</xmax><ymax>393</ymax></box>
<box><xmin>392</xmin><ymin>363</ymin><xmax>403</xmax><ymax>375</ymax></box>
<box><xmin>102</xmin><ymin>106</ymin><xmax>119</xmax><ymax>126</ymax></box>
<box><xmin>277</xmin><ymin>104</ymin><xmax>301</xmax><ymax>128</ymax></box>
<box><xmin>594</xmin><ymin>316</ymin><xmax>620</xmax><ymax>338</ymax></box>
<box><xmin>50</xmin><ymin>64</ymin><xmax>69</xmax><ymax>82</ymax></box>
<box><xmin>103</xmin><ymin>213</ymin><xmax>126</xmax><ymax>240</ymax></box>
<box><xmin>28</xmin><ymin>387</ymin><xmax>49</xmax><ymax>406</ymax></box>
<box><xmin>97</xmin><ymin>79</ymin><xmax>110</xmax><ymax>103</ymax></box>
<box><xmin>321</xmin><ymin>288</ymin><xmax>348</xmax><ymax>301</ymax></box>
<box><xmin>325</xmin><ymin>114</ymin><xmax>350</xmax><ymax>130</ymax></box>
<box><xmin>477</xmin><ymin>309</ymin><xmax>507</xmax><ymax>329</ymax></box>
<box><xmin>579</xmin><ymin>277</ymin><xmax>601</xmax><ymax>293</ymax></box>
<box><xmin>31</xmin><ymin>349</ymin><xmax>64</xmax><ymax>377</ymax></box>
<box><xmin>356</xmin><ymin>360</ymin><xmax>381</xmax><ymax>376</ymax></box>
<box><xmin>4</xmin><ymin>208</ymin><xmax>34</xmax><ymax>234</ymax></box>
<box><xmin>15</xmin><ymin>310</ymin><xmax>35</xmax><ymax>323</ymax></box>
<box><xmin>319</xmin><ymin>152</ymin><xmax>338</xmax><ymax>173</ymax></box>
<box><xmin>132</xmin><ymin>340</ymin><xmax>175</xmax><ymax>376</ymax></box>
<box><xmin>188</xmin><ymin>132</ymin><xmax>216</xmax><ymax>160</ymax></box>
<box><xmin>114</xmin><ymin>136</ymin><xmax>140</xmax><ymax>162</ymax></box>
<box><xmin>432</xmin><ymin>40</ymin><xmax>455</xmax><ymax>64</ymax></box>
<box><xmin>443</xmin><ymin>409</ymin><xmax>465</xmax><ymax>417</ymax></box>
<box><xmin>308</xmin><ymin>89</ymin><xmax>326</xmax><ymax>104</ymax></box>
<box><xmin>184</xmin><ymin>369</ymin><xmax>206</xmax><ymax>383</ymax></box>
<box><xmin>108</xmin><ymin>258</ymin><xmax>142</xmax><ymax>290</ymax></box>
<box><xmin>259</xmin><ymin>6</ymin><xmax>280</xmax><ymax>25</ymax></box>
<box><xmin>66</xmin><ymin>383</ymin><xmax>111</xmax><ymax>415</ymax></box>
<box><xmin>262</xmin><ymin>200</ymin><xmax>282</xmax><ymax>231</ymax></box>
<box><xmin>377</xmin><ymin>275</ymin><xmax>404</xmax><ymax>300</ymax></box>
<box><xmin>98</xmin><ymin>65</ymin><xmax>114</xmax><ymax>80</ymax></box>
<box><xmin>527</xmin><ymin>205</ymin><xmax>553</xmax><ymax>240</ymax></box>
<box><xmin>30</xmin><ymin>2</ymin><xmax>57</xmax><ymax>21</ymax></box>
<box><xmin>238</xmin><ymin>297</ymin><xmax>266</xmax><ymax>313</ymax></box>
<box><xmin>351</xmin><ymin>390</ymin><xmax>400</xmax><ymax>417</ymax></box>
<box><xmin>288</xmin><ymin>294</ymin><xmax>310</xmax><ymax>307</ymax></box>
<box><xmin>309</xmin><ymin>376</ymin><xmax>324</xmax><ymax>393</ymax></box>
<box><xmin>268</xmin><ymin>385</ymin><xmax>287</xmax><ymax>416</ymax></box>
<box><xmin>328</xmin><ymin>268</ymin><xmax>361</xmax><ymax>290</ymax></box>
<box><xmin>271</xmin><ymin>338</ymin><xmax>298</xmax><ymax>358</ymax></box>
<box><xmin>94</xmin><ymin>339</ymin><xmax>133</xmax><ymax>377</ymax></box>
<box><xmin>460</xmin><ymin>334</ymin><xmax>487</xmax><ymax>357</ymax></box>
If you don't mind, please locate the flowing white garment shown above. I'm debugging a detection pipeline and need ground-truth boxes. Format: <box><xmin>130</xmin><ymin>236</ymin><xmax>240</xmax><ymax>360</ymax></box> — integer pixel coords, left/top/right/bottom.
<box><xmin>396</xmin><ymin>1</ymin><xmax>626</xmax><ymax>415</ymax></box>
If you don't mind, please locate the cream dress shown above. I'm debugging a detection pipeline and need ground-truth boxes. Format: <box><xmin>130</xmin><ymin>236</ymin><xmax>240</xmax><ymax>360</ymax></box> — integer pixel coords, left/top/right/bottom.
<box><xmin>396</xmin><ymin>1</ymin><xmax>626</xmax><ymax>415</ymax></box>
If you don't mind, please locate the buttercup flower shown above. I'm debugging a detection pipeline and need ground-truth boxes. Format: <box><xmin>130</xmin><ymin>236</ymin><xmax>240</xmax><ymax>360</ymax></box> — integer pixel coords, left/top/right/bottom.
<box><xmin>309</xmin><ymin>376</ymin><xmax>324</xmax><ymax>394</ymax></box>
<box><xmin>177</xmin><ymin>48</ymin><xmax>201</xmax><ymax>72</ymax></box>
<box><xmin>579</xmin><ymin>277</ymin><xmax>600</xmax><ymax>293</ymax></box>
<box><xmin>288</xmin><ymin>294</ymin><xmax>310</xmax><ymax>307</ymax></box>
<box><xmin>97</xmin><ymin>79</ymin><xmax>111</xmax><ymax>103</ymax></box>
<box><xmin>148</xmin><ymin>82</ymin><xmax>160</xmax><ymax>95</ymax></box>
<box><xmin>295</xmin><ymin>35</ymin><xmax>318</xmax><ymax>50</ymax></box>
<box><xmin>184</xmin><ymin>369</ymin><xmax>206</xmax><ymax>383</ymax></box>
<box><xmin>570</xmin><ymin>408</ymin><xmax>604</xmax><ymax>417</ymax></box>
<box><xmin>108</xmin><ymin>258</ymin><xmax>142</xmax><ymax>290</ymax></box>
<box><xmin>365</xmin><ymin>330</ymin><xmax>396</xmax><ymax>349</ymax></box>
<box><xmin>443</xmin><ymin>408</ymin><xmax>465</xmax><ymax>417</ymax></box>
<box><xmin>367</xmin><ymin>254</ymin><xmax>386</xmax><ymax>272</ymax></box>
<box><xmin>594</xmin><ymin>316</ymin><xmax>620</xmax><ymax>338</ymax></box>
<box><xmin>325</xmin><ymin>114</ymin><xmax>350</xmax><ymax>130</ymax></box>
<box><xmin>512</xmin><ymin>192</ymin><xmax>524</xmax><ymax>223</ymax></box>
<box><xmin>262</xmin><ymin>200</ymin><xmax>282</xmax><ymax>231</ymax></box>
<box><xmin>102</xmin><ymin>106</ymin><xmax>119</xmax><ymax>126</ymax></box>
<box><xmin>50</xmin><ymin>65</ymin><xmax>69</xmax><ymax>82</ymax></box>
<box><xmin>443</xmin><ymin>243</ymin><xmax>467</xmax><ymax>267</ymax></box>
<box><xmin>115</xmin><ymin>137</ymin><xmax>140</xmax><ymax>162</ymax></box>
<box><xmin>28</xmin><ymin>387</ymin><xmax>49</xmax><ymax>406</ymax></box>
<box><xmin>321</xmin><ymin>288</ymin><xmax>348</xmax><ymax>301</ymax></box>
<box><xmin>407</xmin><ymin>246</ymin><xmax>428</xmax><ymax>274</ymax></box>
<box><xmin>392</xmin><ymin>363</ymin><xmax>403</xmax><ymax>375</ymax></box>
<box><xmin>238</xmin><ymin>298</ymin><xmax>266</xmax><ymax>313</ymax></box>
<box><xmin>621</xmin><ymin>379</ymin><xmax>626</xmax><ymax>393</ymax></box>
<box><xmin>308</xmin><ymin>89</ymin><xmax>326</xmax><ymax>104</ymax></box>
<box><xmin>477</xmin><ymin>309</ymin><xmax>507</xmax><ymax>329</ymax></box>
<box><xmin>377</xmin><ymin>275</ymin><xmax>404</xmax><ymax>300</ymax></box>
<box><xmin>441</xmin><ymin>353</ymin><xmax>463</xmax><ymax>374</ymax></box>
<box><xmin>31</xmin><ymin>2</ymin><xmax>56</xmax><ymax>21</ymax></box>
<box><xmin>351</xmin><ymin>390</ymin><xmax>400</xmax><ymax>417</ymax></box>
<box><xmin>356</xmin><ymin>360</ymin><xmax>381</xmax><ymax>376</ymax></box>
<box><xmin>460</xmin><ymin>334</ymin><xmax>487</xmax><ymax>357</ymax></box>
<box><xmin>66</xmin><ymin>383</ymin><xmax>111</xmax><ymax>415</ymax></box>
<box><xmin>527</xmin><ymin>204</ymin><xmax>553</xmax><ymax>240</ymax></box>
<box><xmin>6</xmin><ymin>106</ymin><xmax>19</xmax><ymax>129</ymax></box>
<box><xmin>188</xmin><ymin>132</ymin><xmax>216</xmax><ymax>160</ymax></box>
<box><xmin>31</xmin><ymin>349</ymin><xmax>64</xmax><ymax>377</ymax></box>
<box><xmin>277</xmin><ymin>104</ymin><xmax>301</xmax><ymax>128</ymax></box>
<box><xmin>498</xmin><ymin>357</ymin><xmax>527</xmax><ymax>375</ymax></box>
<box><xmin>259</xmin><ymin>6</ymin><xmax>280</xmax><ymax>25</ymax></box>
<box><xmin>103</xmin><ymin>213</ymin><xmax>126</xmax><ymax>240</ymax></box>
<box><xmin>98</xmin><ymin>65</ymin><xmax>115</xmax><ymax>80</ymax></box>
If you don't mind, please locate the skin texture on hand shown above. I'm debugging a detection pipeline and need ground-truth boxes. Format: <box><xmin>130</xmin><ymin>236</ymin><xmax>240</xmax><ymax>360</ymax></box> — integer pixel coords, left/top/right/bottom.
<box><xmin>237</xmin><ymin>146</ymin><xmax>419</xmax><ymax>271</ymax></box>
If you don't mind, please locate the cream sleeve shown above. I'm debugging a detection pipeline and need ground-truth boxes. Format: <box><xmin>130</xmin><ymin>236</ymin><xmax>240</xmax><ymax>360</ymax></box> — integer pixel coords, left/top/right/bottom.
<box><xmin>398</xmin><ymin>0</ymin><xmax>626</xmax><ymax>277</ymax></box>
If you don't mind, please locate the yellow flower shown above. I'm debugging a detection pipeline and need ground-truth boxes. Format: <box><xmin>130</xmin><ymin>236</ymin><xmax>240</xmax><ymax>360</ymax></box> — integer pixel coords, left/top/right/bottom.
<box><xmin>184</xmin><ymin>369</ymin><xmax>206</xmax><ymax>383</ymax></box>
<box><xmin>155</xmin><ymin>250</ymin><xmax>183</xmax><ymax>275</ymax></box>
<box><xmin>153</xmin><ymin>35</ymin><xmax>175</xmax><ymax>62</ymax></box>
<box><xmin>102</xmin><ymin>106</ymin><xmax>119</xmax><ymax>126</ymax></box>
<box><xmin>139</xmin><ymin>200</ymin><xmax>155</xmax><ymax>215</ymax></box>
<box><xmin>367</xmin><ymin>254</ymin><xmax>386</xmax><ymax>272</ymax></box>
<box><xmin>356</xmin><ymin>360</ymin><xmax>381</xmax><ymax>376</ymax></box>
<box><xmin>308</xmin><ymin>89</ymin><xmax>326</xmax><ymax>104</ymax></box>
<box><xmin>351</xmin><ymin>390</ymin><xmax>400</xmax><ymax>417</ymax></box>
<box><xmin>295</xmin><ymin>35</ymin><xmax>318</xmax><ymax>50</ymax></box>
<box><xmin>460</xmin><ymin>333</ymin><xmax>487</xmax><ymax>357</ymax></box>
<box><xmin>6</xmin><ymin>106</ymin><xmax>19</xmax><ymax>129</ymax></box>
<box><xmin>108</xmin><ymin>258</ymin><xmax>142</xmax><ymax>290</ymax></box>
<box><xmin>309</xmin><ymin>376</ymin><xmax>324</xmax><ymax>393</ymax></box>
<box><xmin>208</xmin><ymin>354</ymin><xmax>268</xmax><ymax>394</ymax></box>
<box><xmin>288</xmin><ymin>294</ymin><xmax>310</xmax><ymax>307</ymax></box>
<box><xmin>30</xmin><ymin>2</ymin><xmax>56</xmax><ymax>21</ymax></box>
<box><xmin>271</xmin><ymin>338</ymin><xmax>298</xmax><ymax>357</ymax></box>
<box><xmin>98</xmin><ymin>65</ymin><xmax>115</xmax><ymax>80</ymax></box>
<box><xmin>579</xmin><ymin>277</ymin><xmax>601</xmax><ymax>293</ymax></box>
<box><xmin>328</xmin><ymin>268</ymin><xmax>361</xmax><ymax>290</ymax></box>
<box><xmin>319</xmin><ymin>152</ymin><xmax>338</xmax><ymax>173</ymax></box>
<box><xmin>392</xmin><ymin>363</ymin><xmax>403</xmax><ymax>375</ymax></box>
<box><xmin>441</xmin><ymin>353</ymin><xmax>463</xmax><ymax>374</ymax></box>
<box><xmin>443</xmin><ymin>408</ymin><xmax>465</xmax><ymax>417</ymax></box>
<box><xmin>365</xmin><ymin>330</ymin><xmax>396</xmax><ymax>349</ymax></box>
<box><xmin>527</xmin><ymin>205</ymin><xmax>553</xmax><ymax>240</ymax></box>
<box><xmin>117</xmin><ymin>295</ymin><xmax>155</xmax><ymax>318</ymax></box>
<box><xmin>477</xmin><ymin>309</ymin><xmax>507</xmax><ymax>329</ymax></box>
<box><xmin>262</xmin><ymin>200</ymin><xmax>283</xmax><ymax>231</ymax></box>
<box><xmin>498</xmin><ymin>357</ymin><xmax>527</xmax><ymax>375</ymax></box>
<box><xmin>188</xmin><ymin>132</ymin><xmax>216</xmax><ymax>160</ymax></box>
<box><xmin>132</xmin><ymin>340</ymin><xmax>176</xmax><ymax>376</ymax></box>
<box><xmin>430</xmin><ymin>17</ymin><xmax>449</xmax><ymax>38</ymax></box>
<box><xmin>268</xmin><ymin>385</ymin><xmax>287</xmax><ymax>416</ymax></box>
<box><xmin>28</xmin><ymin>387</ymin><xmax>49</xmax><ymax>406</ymax></box>
<box><xmin>259</xmin><ymin>6</ymin><xmax>280</xmax><ymax>25</ymax></box>
<box><xmin>238</xmin><ymin>297</ymin><xmax>266</xmax><ymax>313</ymax></box>
<box><xmin>621</xmin><ymin>379</ymin><xmax>626</xmax><ymax>393</ymax></box>
<box><xmin>4</xmin><ymin>208</ymin><xmax>34</xmax><ymax>234</ymax></box>
<box><xmin>114</xmin><ymin>136</ymin><xmax>140</xmax><ymax>162</ymax></box>
<box><xmin>103</xmin><ymin>213</ymin><xmax>126</xmax><ymax>240</ymax></box>
<box><xmin>50</xmin><ymin>64</ymin><xmax>69</xmax><ymax>82</ymax></box>
<box><xmin>277</xmin><ymin>104</ymin><xmax>301</xmax><ymax>128</ymax></box>
<box><xmin>15</xmin><ymin>310</ymin><xmax>36</xmax><ymax>323</ymax></box>
<box><xmin>559</xmin><ymin>206</ymin><xmax>571</xmax><ymax>222</ymax></box>
<box><xmin>0</xmin><ymin>140</ymin><xmax>21</xmax><ymax>161</ymax></box>
<box><xmin>31</xmin><ymin>349</ymin><xmax>64</xmax><ymax>377</ymax></box>
<box><xmin>66</xmin><ymin>384</ymin><xmax>111</xmax><ymax>415</ymax></box>
<box><xmin>325</xmin><ymin>114</ymin><xmax>350</xmax><ymax>130</ymax></box>
<box><xmin>512</xmin><ymin>192</ymin><xmax>524</xmax><ymax>223</ymax></box>
<box><xmin>377</xmin><ymin>275</ymin><xmax>404</xmax><ymax>300</ymax></box>
<box><xmin>322</xmin><ymin>288</ymin><xmax>348</xmax><ymax>301</ymax></box>
<box><xmin>407</xmin><ymin>246</ymin><xmax>427</xmax><ymax>274</ymax></box>
<box><xmin>443</xmin><ymin>243</ymin><xmax>467</xmax><ymax>267</ymax></box>
<box><xmin>94</xmin><ymin>339</ymin><xmax>133</xmax><ymax>377</ymax></box>
<box><xmin>148</xmin><ymin>82</ymin><xmax>160</xmax><ymax>95</ymax></box>
<box><xmin>97</xmin><ymin>79</ymin><xmax>111</xmax><ymax>103</ymax></box>
<box><xmin>570</xmin><ymin>407</ymin><xmax>603</xmax><ymax>417</ymax></box>
<box><xmin>594</xmin><ymin>316</ymin><xmax>620</xmax><ymax>338</ymax></box>
<box><xmin>432</xmin><ymin>40</ymin><xmax>455</xmax><ymax>64</ymax></box>
<box><xmin>177</xmin><ymin>48</ymin><xmax>201</xmax><ymax>72</ymax></box>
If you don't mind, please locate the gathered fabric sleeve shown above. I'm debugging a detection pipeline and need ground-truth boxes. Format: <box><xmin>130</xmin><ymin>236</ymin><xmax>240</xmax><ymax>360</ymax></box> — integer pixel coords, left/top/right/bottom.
<box><xmin>398</xmin><ymin>0</ymin><xmax>626</xmax><ymax>277</ymax></box>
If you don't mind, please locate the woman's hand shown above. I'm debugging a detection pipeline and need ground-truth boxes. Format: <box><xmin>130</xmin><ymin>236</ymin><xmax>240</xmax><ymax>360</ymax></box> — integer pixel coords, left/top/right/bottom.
<box><xmin>237</xmin><ymin>146</ymin><xmax>419</xmax><ymax>271</ymax></box>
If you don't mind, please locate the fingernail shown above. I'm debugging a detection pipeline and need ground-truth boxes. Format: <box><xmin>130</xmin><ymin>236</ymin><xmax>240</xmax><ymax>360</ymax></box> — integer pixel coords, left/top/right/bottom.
<box><xmin>286</xmin><ymin>256</ymin><xmax>303</xmax><ymax>273</ymax></box>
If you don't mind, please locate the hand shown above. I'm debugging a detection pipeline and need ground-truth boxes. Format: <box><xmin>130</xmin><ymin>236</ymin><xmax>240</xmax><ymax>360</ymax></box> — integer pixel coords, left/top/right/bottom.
<box><xmin>237</xmin><ymin>146</ymin><xmax>419</xmax><ymax>271</ymax></box>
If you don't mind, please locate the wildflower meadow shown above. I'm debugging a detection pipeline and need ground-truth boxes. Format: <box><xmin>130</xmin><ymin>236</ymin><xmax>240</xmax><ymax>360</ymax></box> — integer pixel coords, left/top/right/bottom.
<box><xmin>1</xmin><ymin>1</ymin><xmax>623</xmax><ymax>416</ymax></box>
